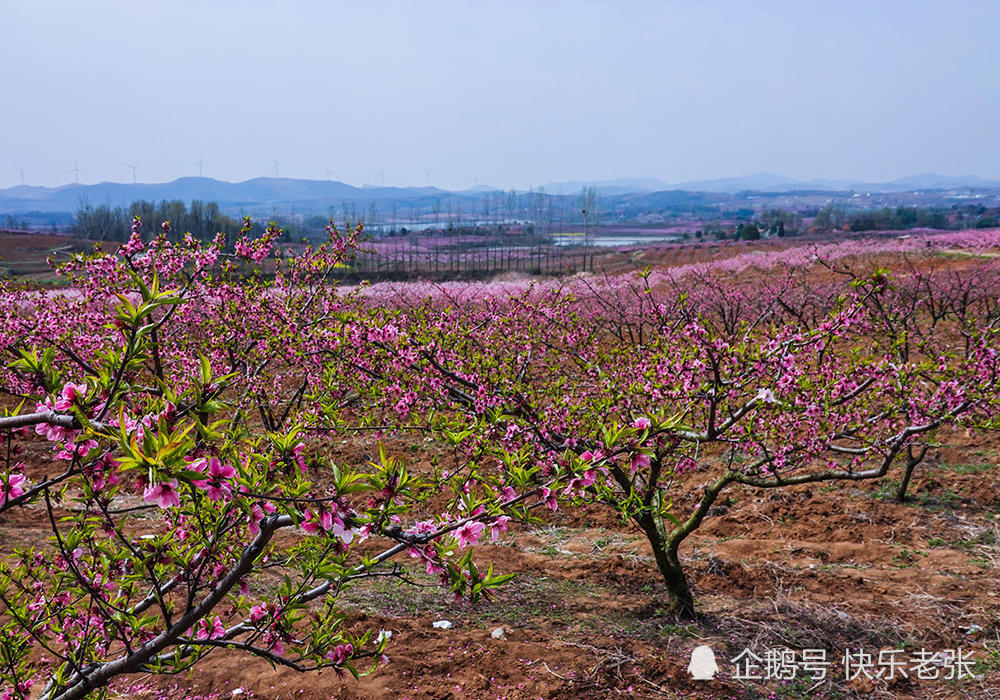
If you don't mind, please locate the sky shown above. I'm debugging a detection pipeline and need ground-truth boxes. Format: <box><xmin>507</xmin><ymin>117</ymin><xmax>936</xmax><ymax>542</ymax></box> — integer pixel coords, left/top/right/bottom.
<box><xmin>2</xmin><ymin>0</ymin><xmax>999</xmax><ymax>190</ymax></box>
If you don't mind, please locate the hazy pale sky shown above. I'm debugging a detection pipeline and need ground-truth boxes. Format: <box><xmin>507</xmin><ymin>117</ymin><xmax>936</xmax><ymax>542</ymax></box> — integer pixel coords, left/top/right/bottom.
<box><xmin>3</xmin><ymin>0</ymin><xmax>998</xmax><ymax>190</ymax></box>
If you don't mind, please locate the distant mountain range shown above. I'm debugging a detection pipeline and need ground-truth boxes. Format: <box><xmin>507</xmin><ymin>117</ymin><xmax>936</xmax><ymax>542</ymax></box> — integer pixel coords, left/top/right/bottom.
<box><xmin>662</xmin><ymin>172</ymin><xmax>1000</xmax><ymax>194</ymax></box>
<box><xmin>2</xmin><ymin>173</ymin><xmax>999</xmax><ymax>218</ymax></box>
<box><xmin>542</xmin><ymin>172</ymin><xmax>1000</xmax><ymax>195</ymax></box>
<box><xmin>0</xmin><ymin>177</ymin><xmax>466</xmax><ymax>215</ymax></box>
<box><xmin>539</xmin><ymin>177</ymin><xmax>674</xmax><ymax>195</ymax></box>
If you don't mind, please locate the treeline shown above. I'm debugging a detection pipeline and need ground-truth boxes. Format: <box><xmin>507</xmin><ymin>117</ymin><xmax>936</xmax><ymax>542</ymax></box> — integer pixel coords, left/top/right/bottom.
<box><xmin>3</xmin><ymin>215</ymin><xmax>29</xmax><ymax>231</ymax></box>
<box><xmin>73</xmin><ymin>200</ymin><xmax>249</xmax><ymax>242</ymax></box>
<box><xmin>700</xmin><ymin>205</ymin><xmax>1000</xmax><ymax>242</ymax></box>
<box><xmin>811</xmin><ymin>204</ymin><xmax>1000</xmax><ymax>232</ymax></box>
<box><xmin>696</xmin><ymin>209</ymin><xmax>803</xmax><ymax>241</ymax></box>
<box><xmin>263</xmin><ymin>186</ymin><xmax>602</xmax><ymax>240</ymax></box>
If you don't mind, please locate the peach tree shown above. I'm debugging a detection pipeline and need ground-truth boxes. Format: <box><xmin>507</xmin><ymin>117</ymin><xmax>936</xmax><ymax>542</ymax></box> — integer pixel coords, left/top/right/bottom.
<box><xmin>334</xmin><ymin>263</ymin><xmax>1000</xmax><ymax>618</ymax></box>
<box><xmin>0</xmin><ymin>220</ymin><xmax>529</xmax><ymax>699</ymax></box>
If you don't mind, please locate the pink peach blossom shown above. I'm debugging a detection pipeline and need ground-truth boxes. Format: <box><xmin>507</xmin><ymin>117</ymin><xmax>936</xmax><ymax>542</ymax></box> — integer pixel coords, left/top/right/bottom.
<box><xmin>142</xmin><ymin>479</ymin><xmax>181</xmax><ymax>509</ymax></box>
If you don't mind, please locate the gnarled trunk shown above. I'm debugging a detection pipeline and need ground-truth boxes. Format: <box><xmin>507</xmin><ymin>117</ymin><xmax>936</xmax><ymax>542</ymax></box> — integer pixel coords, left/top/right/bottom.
<box><xmin>895</xmin><ymin>444</ymin><xmax>929</xmax><ymax>502</ymax></box>
<box><xmin>635</xmin><ymin>471</ymin><xmax>736</xmax><ymax>620</ymax></box>
<box><xmin>650</xmin><ymin>538</ymin><xmax>695</xmax><ymax>619</ymax></box>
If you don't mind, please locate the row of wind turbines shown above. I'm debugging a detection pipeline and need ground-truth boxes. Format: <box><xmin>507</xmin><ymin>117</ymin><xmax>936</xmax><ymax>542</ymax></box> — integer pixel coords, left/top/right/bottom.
<box><xmin>13</xmin><ymin>160</ymin><xmax>199</xmax><ymax>186</ymax></box>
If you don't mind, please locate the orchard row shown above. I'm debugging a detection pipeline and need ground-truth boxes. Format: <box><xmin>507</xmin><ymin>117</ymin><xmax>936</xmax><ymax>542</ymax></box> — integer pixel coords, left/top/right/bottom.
<box><xmin>1</xmin><ymin>221</ymin><xmax>998</xmax><ymax>698</ymax></box>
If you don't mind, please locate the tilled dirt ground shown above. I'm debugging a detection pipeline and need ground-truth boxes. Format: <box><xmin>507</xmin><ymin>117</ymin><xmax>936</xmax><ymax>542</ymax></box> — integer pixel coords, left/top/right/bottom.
<box><xmin>64</xmin><ymin>435</ymin><xmax>996</xmax><ymax>700</ymax></box>
<box><xmin>4</xmin><ymin>237</ymin><xmax>1000</xmax><ymax>698</ymax></box>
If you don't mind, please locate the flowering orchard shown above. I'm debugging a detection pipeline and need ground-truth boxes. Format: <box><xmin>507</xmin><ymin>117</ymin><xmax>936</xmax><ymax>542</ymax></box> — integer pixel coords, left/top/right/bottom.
<box><xmin>0</xmin><ymin>220</ymin><xmax>528</xmax><ymax>699</ymax></box>
<box><xmin>326</xmin><ymin>236</ymin><xmax>1000</xmax><ymax>617</ymax></box>
<box><xmin>1</xmin><ymin>222</ymin><xmax>999</xmax><ymax>696</ymax></box>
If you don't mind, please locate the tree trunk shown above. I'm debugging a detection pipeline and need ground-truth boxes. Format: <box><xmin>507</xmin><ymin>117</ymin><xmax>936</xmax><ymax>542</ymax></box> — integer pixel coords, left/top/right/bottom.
<box><xmin>651</xmin><ymin>540</ymin><xmax>696</xmax><ymax>619</ymax></box>
<box><xmin>634</xmin><ymin>472</ymin><xmax>735</xmax><ymax>620</ymax></box>
<box><xmin>636</xmin><ymin>513</ymin><xmax>696</xmax><ymax>619</ymax></box>
<box><xmin>895</xmin><ymin>444</ymin><xmax>929</xmax><ymax>503</ymax></box>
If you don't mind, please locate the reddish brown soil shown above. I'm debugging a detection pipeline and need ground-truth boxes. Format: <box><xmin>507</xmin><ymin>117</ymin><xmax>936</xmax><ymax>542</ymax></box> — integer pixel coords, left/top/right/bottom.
<box><xmin>4</xmin><ymin>241</ymin><xmax>1000</xmax><ymax>699</ymax></box>
<box><xmin>0</xmin><ymin>231</ymin><xmax>89</xmax><ymax>282</ymax></box>
<box><xmin>52</xmin><ymin>434</ymin><xmax>991</xmax><ymax>700</ymax></box>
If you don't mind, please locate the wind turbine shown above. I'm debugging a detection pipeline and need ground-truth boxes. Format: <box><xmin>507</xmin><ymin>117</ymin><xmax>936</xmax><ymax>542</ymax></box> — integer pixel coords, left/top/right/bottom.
<box><xmin>194</xmin><ymin>156</ymin><xmax>204</xmax><ymax>177</ymax></box>
<box><xmin>126</xmin><ymin>162</ymin><xmax>140</xmax><ymax>184</ymax></box>
<box><xmin>325</xmin><ymin>168</ymin><xmax>334</xmax><ymax>180</ymax></box>
<box><xmin>272</xmin><ymin>157</ymin><xmax>280</xmax><ymax>178</ymax></box>
<box><xmin>380</xmin><ymin>169</ymin><xmax>385</xmax><ymax>188</ymax></box>
<box><xmin>71</xmin><ymin>161</ymin><xmax>83</xmax><ymax>184</ymax></box>
<box><xmin>425</xmin><ymin>169</ymin><xmax>432</xmax><ymax>187</ymax></box>
<box><xmin>16</xmin><ymin>166</ymin><xmax>26</xmax><ymax>186</ymax></box>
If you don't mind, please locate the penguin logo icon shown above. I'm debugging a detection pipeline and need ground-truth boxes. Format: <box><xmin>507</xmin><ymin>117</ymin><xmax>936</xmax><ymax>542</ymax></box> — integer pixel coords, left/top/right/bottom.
<box><xmin>688</xmin><ymin>645</ymin><xmax>718</xmax><ymax>680</ymax></box>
